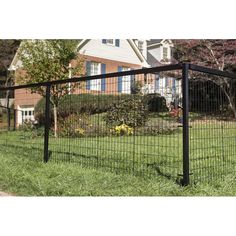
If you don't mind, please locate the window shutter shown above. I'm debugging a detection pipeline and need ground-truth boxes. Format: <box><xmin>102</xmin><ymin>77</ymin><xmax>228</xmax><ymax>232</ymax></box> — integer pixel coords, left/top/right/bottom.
<box><xmin>101</xmin><ymin>63</ymin><xmax>106</xmax><ymax>92</ymax></box>
<box><xmin>155</xmin><ymin>74</ymin><xmax>159</xmax><ymax>90</ymax></box>
<box><xmin>130</xmin><ymin>68</ymin><xmax>135</xmax><ymax>93</ymax></box>
<box><xmin>115</xmin><ymin>39</ymin><xmax>120</xmax><ymax>47</ymax></box>
<box><xmin>130</xmin><ymin>68</ymin><xmax>135</xmax><ymax>83</ymax></box>
<box><xmin>172</xmin><ymin>78</ymin><xmax>176</xmax><ymax>92</ymax></box>
<box><xmin>102</xmin><ymin>39</ymin><xmax>107</xmax><ymax>44</ymax></box>
<box><xmin>118</xmin><ymin>66</ymin><xmax>123</xmax><ymax>93</ymax></box>
<box><xmin>86</xmin><ymin>61</ymin><xmax>91</xmax><ymax>90</ymax></box>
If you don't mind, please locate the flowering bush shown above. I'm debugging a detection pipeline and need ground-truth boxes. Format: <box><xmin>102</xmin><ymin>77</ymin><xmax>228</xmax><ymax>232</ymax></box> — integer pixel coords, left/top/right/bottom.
<box><xmin>58</xmin><ymin>114</ymin><xmax>87</xmax><ymax>137</ymax></box>
<box><xmin>104</xmin><ymin>97</ymin><xmax>148</xmax><ymax>128</ymax></box>
<box><xmin>113</xmin><ymin>124</ymin><xmax>133</xmax><ymax>136</ymax></box>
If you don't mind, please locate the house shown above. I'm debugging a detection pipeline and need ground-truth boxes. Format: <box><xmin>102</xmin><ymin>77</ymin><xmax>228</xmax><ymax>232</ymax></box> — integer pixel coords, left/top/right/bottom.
<box><xmin>9</xmin><ymin>39</ymin><xmax>180</xmax><ymax>126</ymax></box>
<box><xmin>9</xmin><ymin>39</ymin><xmax>149</xmax><ymax>125</ymax></box>
<box><xmin>146</xmin><ymin>39</ymin><xmax>181</xmax><ymax>106</ymax></box>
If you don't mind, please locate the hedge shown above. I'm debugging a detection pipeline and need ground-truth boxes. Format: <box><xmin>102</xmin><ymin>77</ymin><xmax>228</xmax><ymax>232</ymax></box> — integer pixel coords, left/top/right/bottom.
<box><xmin>34</xmin><ymin>93</ymin><xmax>167</xmax><ymax>125</ymax></box>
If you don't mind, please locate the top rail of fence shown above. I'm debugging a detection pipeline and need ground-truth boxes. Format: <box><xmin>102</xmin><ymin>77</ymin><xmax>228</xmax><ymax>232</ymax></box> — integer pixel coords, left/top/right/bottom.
<box><xmin>189</xmin><ymin>64</ymin><xmax>236</xmax><ymax>80</ymax></box>
<box><xmin>0</xmin><ymin>63</ymin><xmax>235</xmax><ymax>91</ymax></box>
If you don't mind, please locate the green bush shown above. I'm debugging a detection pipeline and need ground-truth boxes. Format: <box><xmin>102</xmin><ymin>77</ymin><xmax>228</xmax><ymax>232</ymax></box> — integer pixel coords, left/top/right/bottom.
<box><xmin>58</xmin><ymin>113</ymin><xmax>88</xmax><ymax>138</ymax></box>
<box><xmin>104</xmin><ymin>97</ymin><xmax>148</xmax><ymax>128</ymax></box>
<box><xmin>18</xmin><ymin>120</ymin><xmax>45</xmax><ymax>139</ymax></box>
<box><xmin>35</xmin><ymin>94</ymin><xmax>137</xmax><ymax>125</ymax></box>
<box><xmin>136</xmin><ymin>118</ymin><xmax>180</xmax><ymax>135</ymax></box>
<box><xmin>143</xmin><ymin>93</ymin><xmax>168</xmax><ymax>112</ymax></box>
<box><xmin>58</xmin><ymin>113</ymin><xmax>110</xmax><ymax>138</ymax></box>
<box><xmin>34</xmin><ymin>93</ymin><xmax>168</xmax><ymax>126</ymax></box>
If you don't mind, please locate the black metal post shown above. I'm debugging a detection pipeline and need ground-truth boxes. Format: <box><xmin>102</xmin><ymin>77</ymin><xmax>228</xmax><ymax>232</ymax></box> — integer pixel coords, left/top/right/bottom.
<box><xmin>182</xmin><ymin>63</ymin><xmax>190</xmax><ymax>186</ymax></box>
<box><xmin>13</xmin><ymin>109</ymin><xmax>16</xmax><ymax>131</ymax></box>
<box><xmin>7</xmin><ymin>107</ymin><xmax>11</xmax><ymax>131</ymax></box>
<box><xmin>44</xmin><ymin>85</ymin><xmax>51</xmax><ymax>163</ymax></box>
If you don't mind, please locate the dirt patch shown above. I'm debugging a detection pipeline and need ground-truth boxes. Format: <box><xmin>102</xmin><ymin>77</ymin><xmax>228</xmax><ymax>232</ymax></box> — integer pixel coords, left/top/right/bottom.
<box><xmin>0</xmin><ymin>191</ymin><xmax>15</xmax><ymax>196</ymax></box>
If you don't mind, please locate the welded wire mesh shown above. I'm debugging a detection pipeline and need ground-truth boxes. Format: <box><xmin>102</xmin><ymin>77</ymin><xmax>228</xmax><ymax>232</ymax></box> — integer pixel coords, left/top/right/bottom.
<box><xmin>189</xmin><ymin>72</ymin><xmax>236</xmax><ymax>183</ymax></box>
<box><xmin>46</xmin><ymin>71</ymin><xmax>183</xmax><ymax>181</ymax></box>
<box><xmin>0</xmin><ymin>64</ymin><xmax>235</xmax><ymax>185</ymax></box>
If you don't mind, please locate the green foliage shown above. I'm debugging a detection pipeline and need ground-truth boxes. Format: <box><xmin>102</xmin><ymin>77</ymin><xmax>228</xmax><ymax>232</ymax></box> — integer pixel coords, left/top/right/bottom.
<box><xmin>112</xmin><ymin>124</ymin><xmax>134</xmax><ymax>136</ymax></box>
<box><xmin>143</xmin><ymin>93</ymin><xmax>168</xmax><ymax>112</ymax></box>
<box><xmin>131</xmin><ymin>81</ymin><xmax>143</xmax><ymax>94</ymax></box>
<box><xmin>34</xmin><ymin>94</ymin><xmax>140</xmax><ymax>124</ymax></box>
<box><xmin>18</xmin><ymin>120</ymin><xmax>45</xmax><ymax>139</ymax></box>
<box><xmin>18</xmin><ymin>40</ymin><xmax>84</xmax><ymax>103</ymax></box>
<box><xmin>136</xmin><ymin>118</ymin><xmax>179</xmax><ymax>135</ymax></box>
<box><xmin>58</xmin><ymin>113</ymin><xmax>110</xmax><ymax>138</ymax></box>
<box><xmin>17</xmin><ymin>40</ymin><xmax>84</xmax><ymax>137</ymax></box>
<box><xmin>104</xmin><ymin>97</ymin><xmax>148</xmax><ymax>128</ymax></box>
<box><xmin>58</xmin><ymin>114</ymin><xmax>87</xmax><ymax>138</ymax></box>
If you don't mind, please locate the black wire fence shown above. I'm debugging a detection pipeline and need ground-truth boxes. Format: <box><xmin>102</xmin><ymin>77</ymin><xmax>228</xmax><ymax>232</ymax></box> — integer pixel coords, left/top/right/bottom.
<box><xmin>0</xmin><ymin>63</ymin><xmax>235</xmax><ymax>185</ymax></box>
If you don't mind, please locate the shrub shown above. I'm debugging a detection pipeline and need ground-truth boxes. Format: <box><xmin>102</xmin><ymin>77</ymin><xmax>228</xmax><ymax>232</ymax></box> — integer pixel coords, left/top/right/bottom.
<box><xmin>34</xmin><ymin>93</ymin><xmax>168</xmax><ymax>126</ymax></box>
<box><xmin>18</xmin><ymin>120</ymin><xmax>45</xmax><ymax>138</ymax></box>
<box><xmin>143</xmin><ymin>93</ymin><xmax>168</xmax><ymax>112</ymax></box>
<box><xmin>112</xmin><ymin>124</ymin><xmax>134</xmax><ymax>136</ymax></box>
<box><xmin>58</xmin><ymin>113</ymin><xmax>88</xmax><ymax>138</ymax></box>
<box><xmin>58</xmin><ymin>113</ymin><xmax>110</xmax><ymax>138</ymax></box>
<box><xmin>136</xmin><ymin>118</ymin><xmax>180</xmax><ymax>135</ymax></box>
<box><xmin>34</xmin><ymin>94</ymin><xmax>137</xmax><ymax>125</ymax></box>
<box><xmin>131</xmin><ymin>81</ymin><xmax>143</xmax><ymax>94</ymax></box>
<box><xmin>104</xmin><ymin>97</ymin><xmax>148</xmax><ymax>128</ymax></box>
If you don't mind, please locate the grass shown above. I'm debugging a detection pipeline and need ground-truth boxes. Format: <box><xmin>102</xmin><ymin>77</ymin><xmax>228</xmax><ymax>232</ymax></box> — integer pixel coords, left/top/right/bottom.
<box><xmin>0</xmin><ymin>116</ymin><xmax>235</xmax><ymax>196</ymax></box>
<box><xmin>1</xmin><ymin>146</ymin><xmax>236</xmax><ymax>196</ymax></box>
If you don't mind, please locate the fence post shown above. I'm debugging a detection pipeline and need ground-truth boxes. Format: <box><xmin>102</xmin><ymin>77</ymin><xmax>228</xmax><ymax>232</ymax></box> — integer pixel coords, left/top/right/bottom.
<box><xmin>7</xmin><ymin>107</ymin><xmax>11</xmax><ymax>131</ymax></box>
<box><xmin>13</xmin><ymin>109</ymin><xmax>16</xmax><ymax>131</ymax></box>
<box><xmin>182</xmin><ymin>63</ymin><xmax>190</xmax><ymax>186</ymax></box>
<box><xmin>44</xmin><ymin>84</ymin><xmax>51</xmax><ymax>163</ymax></box>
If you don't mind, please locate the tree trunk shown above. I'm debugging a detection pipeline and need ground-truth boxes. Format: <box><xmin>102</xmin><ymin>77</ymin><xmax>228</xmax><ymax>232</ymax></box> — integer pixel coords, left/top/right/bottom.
<box><xmin>228</xmin><ymin>97</ymin><xmax>236</xmax><ymax>119</ymax></box>
<box><xmin>53</xmin><ymin>104</ymin><xmax>58</xmax><ymax>138</ymax></box>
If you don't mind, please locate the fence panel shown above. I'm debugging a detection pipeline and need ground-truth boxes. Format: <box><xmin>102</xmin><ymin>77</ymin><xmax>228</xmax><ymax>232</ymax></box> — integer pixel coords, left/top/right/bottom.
<box><xmin>0</xmin><ymin>64</ymin><xmax>235</xmax><ymax>185</ymax></box>
<box><xmin>188</xmin><ymin>71</ymin><xmax>236</xmax><ymax>183</ymax></box>
<box><xmin>45</xmin><ymin>69</ymin><xmax>183</xmax><ymax>182</ymax></box>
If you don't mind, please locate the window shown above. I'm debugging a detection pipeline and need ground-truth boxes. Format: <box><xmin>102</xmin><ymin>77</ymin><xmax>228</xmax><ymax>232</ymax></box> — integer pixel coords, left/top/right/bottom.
<box><xmin>19</xmin><ymin>106</ymin><xmax>35</xmax><ymax>124</ymax></box>
<box><xmin>163</xmin><ymin>47</ymin><xmax>168</xmax><ymax>60</ymax></box>
<box><xmin>138</xmin><ymin>41</ymin><xmax>144</xmax><ymax>55</ymax></box>
<box><xmin>102</xmin><ymin>39</ymin><xmax>119</xmax><ymax>47</ymax></box>
<box><xmin>106</xmin><ymin>39</ymin><xmax>115</xmax><ymax>46</ymax></box>
<box><xmin>90</xmin><ymin>62</ymin><xmax>101</xmax><ymax>91</ymax></box>
<box><xmin>121</xmin><ymin>67</ymin><xmax>131</xmax><ymax>94</ymax></box>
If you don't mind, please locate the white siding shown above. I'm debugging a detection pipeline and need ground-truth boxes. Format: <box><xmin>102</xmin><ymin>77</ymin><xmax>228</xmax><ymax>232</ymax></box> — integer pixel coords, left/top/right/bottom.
<box><xmin>148</xmin><ymin>47</ymin><xmax>162</xmax><ymax>61</ymax></box>
<box><xmin>79</xmin><ymin>40</ymin><xmax>143</xmax><ymax>65</ymax></box>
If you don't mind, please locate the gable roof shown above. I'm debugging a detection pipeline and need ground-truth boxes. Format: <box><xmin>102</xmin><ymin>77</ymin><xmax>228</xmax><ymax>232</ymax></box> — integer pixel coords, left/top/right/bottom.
<box><xmin>10</xmin><ymin>39</ymin><xmax>150</xmax><ymax>71</ymax></box>
<box><xmin>77</xmin><ymin>39</ymin><xmax>149</xmax><ymax>67</ymax></box>
<box><xmin>147</xmin><ymin>39</ymin><xmax>173</xmax><ymax>48</ymax></box>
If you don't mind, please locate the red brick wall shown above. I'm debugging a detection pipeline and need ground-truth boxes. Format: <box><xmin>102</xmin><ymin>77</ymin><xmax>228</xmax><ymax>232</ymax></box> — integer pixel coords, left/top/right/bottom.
<box><xmin>14</xmin><ymin>55</ymin><xmax>143</xmax><ymax>111</ymax></box>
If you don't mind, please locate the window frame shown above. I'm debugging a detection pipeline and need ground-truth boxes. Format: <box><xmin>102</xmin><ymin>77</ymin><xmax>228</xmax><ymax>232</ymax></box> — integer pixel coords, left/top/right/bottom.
<box><xmin>138</xmin><ymin>41</ymin><xmax>144</xmax><ymax>54</ymax></box>
<box><xmin>106</xmin><ymin>39</ymin><xmax>116</xmax><ymax>46</ymax></box>
<box><xmin>162</xmin><ymin>47</ymin><xmax>168</xmax><ymax>60</ymax></box>
<box><xmin>90</xmin><ymin>62</ymin><xmax>102</xmax><ymax>91</ymax></box>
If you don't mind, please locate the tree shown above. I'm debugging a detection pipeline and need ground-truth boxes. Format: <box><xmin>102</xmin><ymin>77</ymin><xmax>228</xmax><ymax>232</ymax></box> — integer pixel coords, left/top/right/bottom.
<box><xmin>0</xmin><ymin>40</ymin><xmax>21</xmax><ymax>107</ymax></box>
<box><xmin>17</xmin><ymin>40</ymin><xmax>84</xmax><ymax>137</ymax></box>
<box><xmin>173</xmin><ymin>40</ymin><xmax>236</xmax><ymax>118</ymax></box>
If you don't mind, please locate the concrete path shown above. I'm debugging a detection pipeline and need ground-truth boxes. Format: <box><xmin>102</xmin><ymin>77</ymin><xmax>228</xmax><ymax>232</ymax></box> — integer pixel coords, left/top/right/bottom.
<box><xmin>0</xmin><ymin>191</ymin><xmax>14</xmax><ymax>196</ymax></box>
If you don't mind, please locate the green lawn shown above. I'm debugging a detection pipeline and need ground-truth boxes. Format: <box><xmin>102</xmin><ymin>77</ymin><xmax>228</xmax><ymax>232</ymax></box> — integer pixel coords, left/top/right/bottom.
<box><xmin>1</xmin><ymin>145</ymin><xmax>236</xmax><ymax>196</ymax></box>
<box><xmin>0</xmin><ymin>120</ymin><xmax>235</xmax><ymax>196</ymax></box>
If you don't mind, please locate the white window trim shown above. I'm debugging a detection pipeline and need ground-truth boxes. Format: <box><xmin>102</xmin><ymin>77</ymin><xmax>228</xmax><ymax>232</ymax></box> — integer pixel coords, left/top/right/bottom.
<box><xmin>162</xmin><ymin>46</ymin><xmax>169</xmax><ymax>60</ymax></box>
<box><xmin>106</xmin><ymin>39</ymin><xmax>116</xmax><ymax>46</ymax></box>
<box><xmin>18</xmin><ymin>106</ymin><xmax>35</xmax><ymax>125</ymax></box>
<box><xmin>121</xmin><ymin>67</ymin><xmax>131</xmax><ymax>94</ymax></box>
<box><xmin>90</xmin><ymin>62</ymin><xmax>101</xmax><ymax>91</ymax></box>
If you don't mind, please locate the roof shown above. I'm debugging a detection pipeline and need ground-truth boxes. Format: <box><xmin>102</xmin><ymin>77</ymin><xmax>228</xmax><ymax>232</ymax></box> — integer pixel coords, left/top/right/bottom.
<box><xmin>147</xmin><ymin>39</ymin><xmax>173</xmax><ymax>48</ymax></box>
<box><xmin>147</xmin><ymin>39</ymin><xmax>162</xmax><ymax>46</ymax></box>
<box><xmin>147</xmin><ymin>51</ymin><xmax>162</xmax><ymax>67</ymax></box>
<box><xmin>77</xmin><ymin>39</ymin><xmax>149</xmax><ymax>67</ymax></box>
